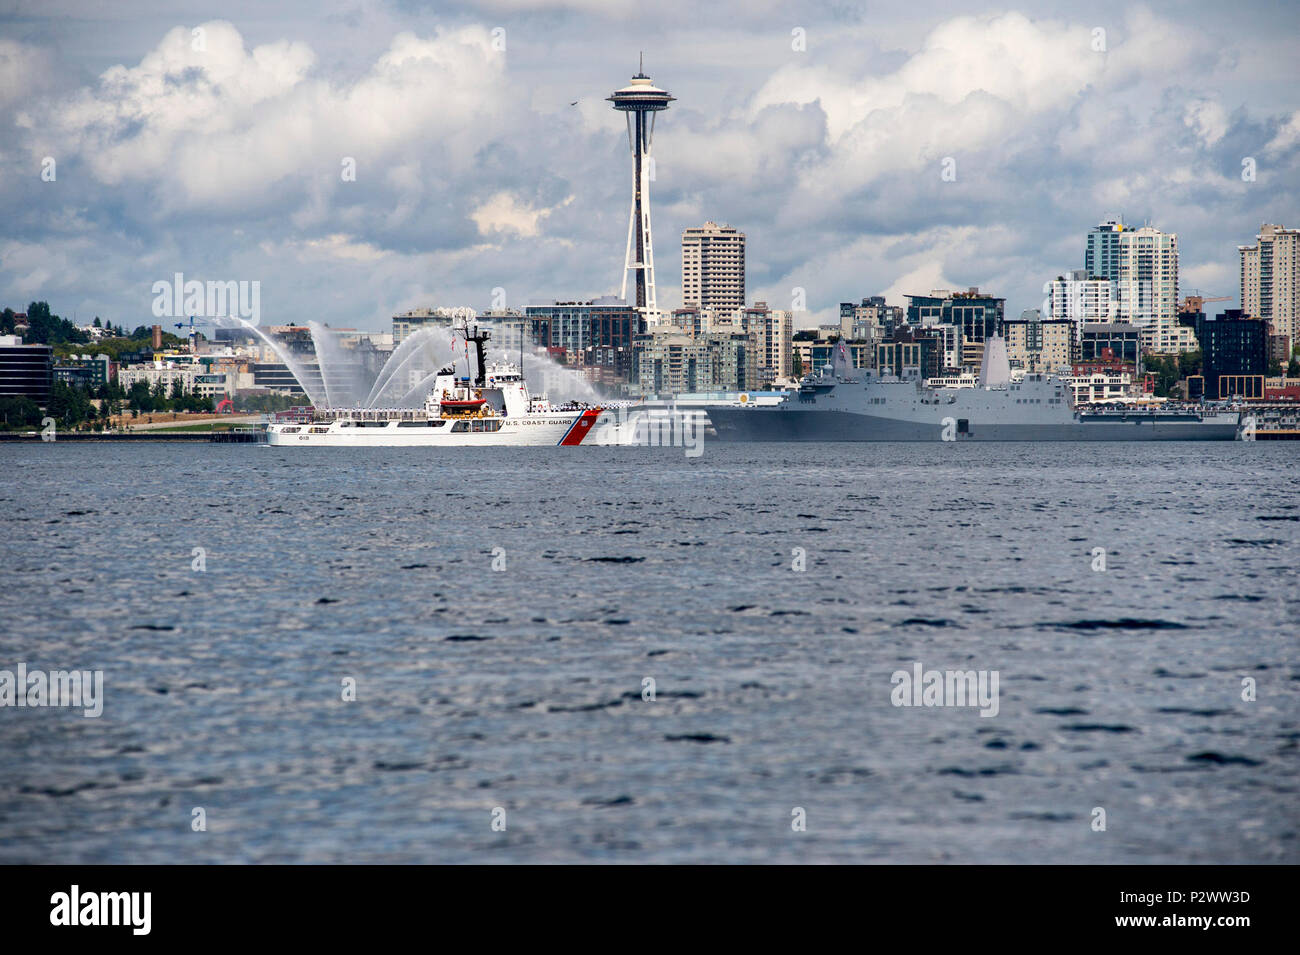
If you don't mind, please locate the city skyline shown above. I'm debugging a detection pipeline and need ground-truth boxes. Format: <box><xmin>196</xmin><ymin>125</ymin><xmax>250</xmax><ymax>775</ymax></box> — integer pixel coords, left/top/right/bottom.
<box><xmin>2</xmin><ymin>2</ymin><xmax>1298</xmax><ymax>331</ymax></box>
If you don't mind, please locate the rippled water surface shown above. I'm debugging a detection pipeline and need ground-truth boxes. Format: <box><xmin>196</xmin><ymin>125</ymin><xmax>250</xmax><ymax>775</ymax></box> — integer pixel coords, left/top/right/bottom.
<box><xmin>1</xmin><ymin>441</ymin><xmax>1297</xmax><ymax>863</ymax></box>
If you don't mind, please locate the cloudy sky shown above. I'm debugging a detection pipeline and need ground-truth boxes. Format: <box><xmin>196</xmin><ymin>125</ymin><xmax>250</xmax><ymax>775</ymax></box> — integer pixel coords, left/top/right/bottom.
<box><xmin>2</xmin><ymin>0</ymin><xmax>1298</xmax><ymax>331</ymax></box>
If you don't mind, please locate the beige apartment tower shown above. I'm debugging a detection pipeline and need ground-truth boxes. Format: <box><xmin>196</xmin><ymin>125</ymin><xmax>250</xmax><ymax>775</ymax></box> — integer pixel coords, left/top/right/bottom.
<box><xmin>1240</xmin><ymin>223</ymin><xmax>1300</xmax><ymax>349</ymax></box>
<box><xmin>682</xmin><ymin>221</ymin><xmax>745</xmax><ymax>311</ymax></box>
<box><xmin>1003</xmin><ymin>318</ymin><xmax>1074</xmax><ymax>374</ymax></box>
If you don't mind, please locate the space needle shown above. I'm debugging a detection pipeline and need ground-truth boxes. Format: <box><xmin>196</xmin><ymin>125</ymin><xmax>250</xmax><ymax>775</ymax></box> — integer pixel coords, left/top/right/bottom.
<box><xmin>608</xmin><ymin>56</ymin><xmax>674</xmax><ymax>314</ymax></box>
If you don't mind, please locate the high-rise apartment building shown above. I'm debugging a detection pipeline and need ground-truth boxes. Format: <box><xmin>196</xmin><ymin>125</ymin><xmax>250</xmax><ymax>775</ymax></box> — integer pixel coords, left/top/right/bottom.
<box><xmin>839</xmin><ymin>296</ymin><xmax>904</xmax><ymax>342</ymax></box>
<box><xmin>681</xmin><ymin>221</ymin><xmax>745</xmax><ymax>311</ymax></box>
<box><xmin>393</xmin><ymin>307</ymin><xmax>476</xmax><ymax>346</ymax></box>
<box><xmin>632</xmin><ymin>328</ymin><xmax>757</xmax><ymax>396</ymax></box>
<box><xmin>1240</xmin><ymin>223</ymin><xmax>1300</xmax><ymax>349</ymax></box>
<box><xmin>1084</xmin><ymin>220</ymin><xmax>1192</xmax><ymax>353</ymax></box>
<box><xmin>525</xmin><ymin>298</ymin><xmax>643</xmax><ymax>381</ymax></box>
<box><xmin>1002</xmin><ymin>318</ymin><xmax>1074</xmax><ymax>374</ymax></box>
<box><xmin>1047</xmin><ymin>269</ymin><xmax>1116</xmax><ymax>339</ymax></box>
<box><xmin>1084</xmin><ymin>221</ymin><xmax>1122</xmax><ymax>281</ymax></box>
<box><xmin>906</xmin><ymin>288</ymin><xmax>1005</xmax><ymax>345</ymax></box>
<box><xmin>666</xmin><ymin>302</ymin><xmax>792</xmax><ymax>385</ymax></box>
<box><xmin>876</xmin><ymin>332</ymin><xmax>942</xmax><ymax>380</ymax></box>
<box><xmin>742</xmin><ymin>302</ymin><xmax>794</xmax><ymax>385</ymax></box>
<box><xmin>0</xmin><ymin>334</ymin><xmax>53</xmax><ymax>404</ymax></box>
<box><xmin>1079</xmin><ymin>323</ymin><xmax>1141</xmax><ymax>366</ymax></box>
<box><xmin>1198</xmin><ymin>310</ymin><xmax>1268</xmax><ymax>400</ymax></box>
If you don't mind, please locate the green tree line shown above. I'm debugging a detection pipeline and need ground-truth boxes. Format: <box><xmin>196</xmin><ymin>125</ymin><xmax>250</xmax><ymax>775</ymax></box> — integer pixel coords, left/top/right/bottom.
<box><xmin>3</xmin><ymin>301</ymin><xmax>189</xmax><ymax>356</ymax></box>
<box><xmin>124</xmin><ymin>378</ymin><xmax>213</xmax><ymax>415</ymax></box>
<box><xmin>0</xmin><ymin>378</ymin><xmax>214</xmax><ymax>431</ymax></box>
<box><xmin>1</xmin><ymin>302</ymin><xmax>89</xmax><ymax>345</ymax></box>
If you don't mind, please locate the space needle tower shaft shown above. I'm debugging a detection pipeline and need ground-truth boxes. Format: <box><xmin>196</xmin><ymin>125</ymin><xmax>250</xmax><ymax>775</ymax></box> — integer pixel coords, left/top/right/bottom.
<box><xmin>607</xmin><ymin>56</ymin><xmax>674</xmax><ymax>313</ymax></box>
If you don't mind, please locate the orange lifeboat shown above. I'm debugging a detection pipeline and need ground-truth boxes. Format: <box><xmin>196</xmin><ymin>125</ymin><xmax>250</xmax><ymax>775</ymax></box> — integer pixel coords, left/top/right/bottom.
<box><xmin>440</xmin><ymin>397</ymin><xmax>487</xmax><ymax>413</ymax></box>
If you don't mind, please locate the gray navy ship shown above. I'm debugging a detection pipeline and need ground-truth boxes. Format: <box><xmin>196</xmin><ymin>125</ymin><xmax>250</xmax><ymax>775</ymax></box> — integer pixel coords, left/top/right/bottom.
<box><xmin>708</xmin><ymin>337</ymin><xmax>1241</xmax><ymax>442</ymax></box>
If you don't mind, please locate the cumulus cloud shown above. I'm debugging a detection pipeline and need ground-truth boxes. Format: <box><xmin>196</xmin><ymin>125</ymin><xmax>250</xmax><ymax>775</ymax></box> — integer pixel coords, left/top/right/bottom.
<box><xmin>0</xmin><ymin>238</ymin><xmax>67</xmax><ymax>297</ymax></box>
<box><xmin>0</xmin><ymin>38</ymin><xmax>56</xmax><ymax>111</ymax></box>
<box><xmin>1265</xmin><ymin>110</ymin><xmax>1300</xmax><ymax>155</ymax></box>
<box><xmin>471</xmin><ymin>191</ymin><xmax>572</xmax><ymax>238</ymax></box>
<box><xmin>1185</xmin><ymin>99</ymin><xmax>1230</xmax><ymax>147</ymax></box>
<box><xmin>20</xmin><ymin>21</ymin><xmax>510</xmax><ymax>213</ymax></box>
<box><xmin>751</xmin><ymin>12</ymin><xmax>1109</xmax><ymax>141</ymax></box>
<box><xmin>744</xmin><ymin>8</ymin><xmax>1220</xmax><ymax>213</ymax></box>
<box><xmin>881</xmin><ymin>262</ymin><xmax>962</xmax><ymax>308</ymax></box>
<box><xmin>1182</xmin><ymin>260</ymin><xmax>1234</xmax><ymax>294</ymax></box>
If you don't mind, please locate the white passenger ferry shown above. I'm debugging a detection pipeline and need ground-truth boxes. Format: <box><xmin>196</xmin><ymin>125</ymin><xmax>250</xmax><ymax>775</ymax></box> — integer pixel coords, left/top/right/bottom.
<box><xmin>265</xmin><ymin>324</ymin><xmax>603</xmax><ymax>447</ymax></box>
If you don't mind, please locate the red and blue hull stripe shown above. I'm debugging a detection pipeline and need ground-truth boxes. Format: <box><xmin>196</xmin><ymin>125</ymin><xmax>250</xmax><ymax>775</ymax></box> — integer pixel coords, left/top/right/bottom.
<box><xmin>557</xmin><ymin>408</ymin><xmax>603</xmax><ymax>446</ymax></box>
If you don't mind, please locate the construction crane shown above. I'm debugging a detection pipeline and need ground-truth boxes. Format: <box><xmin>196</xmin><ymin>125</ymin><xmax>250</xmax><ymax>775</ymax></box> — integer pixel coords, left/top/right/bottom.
<box><xmin>173</xmin><ymin>316</ymin><xmax>215</xmax><ymax>355</ymax></box>
<box><xmin>1181</xmin><ymin>293</ymin><xmax>1232</xmax><ymax>314</ymax></box>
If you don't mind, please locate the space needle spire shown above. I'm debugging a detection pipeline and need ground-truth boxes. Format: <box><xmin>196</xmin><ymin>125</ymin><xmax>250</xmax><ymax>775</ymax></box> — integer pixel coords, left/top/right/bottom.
<box><xmin>607</xmin><ymin>57</ymin><xmax>674</xmax><ymax>314</ymax></box>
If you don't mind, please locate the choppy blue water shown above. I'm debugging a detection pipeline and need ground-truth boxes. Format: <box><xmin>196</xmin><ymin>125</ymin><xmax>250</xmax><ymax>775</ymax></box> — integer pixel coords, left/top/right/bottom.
<box><xmin>1</xmin><ymin>441</ymin><xmax>1296</xmax><ymax>863</ymax></box>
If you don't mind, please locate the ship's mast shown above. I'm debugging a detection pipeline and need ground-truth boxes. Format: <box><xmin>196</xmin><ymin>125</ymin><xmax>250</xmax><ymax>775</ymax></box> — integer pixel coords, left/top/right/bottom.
<box><xmin>463</xmin><ymin>323</ymin><xmax>490</xmax><ymax>387</ymax></box>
